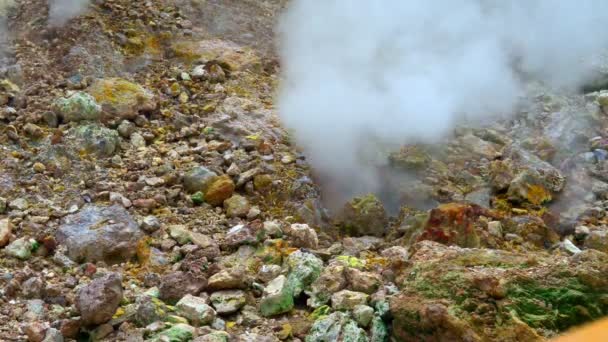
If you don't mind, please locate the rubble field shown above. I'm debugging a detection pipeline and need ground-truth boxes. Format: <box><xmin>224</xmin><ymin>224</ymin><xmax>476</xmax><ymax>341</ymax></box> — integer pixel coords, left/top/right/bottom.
<box><xmin>0</xmin><ymin>1</ymin><xmax>607</xmax><ymax>341</ymax></box>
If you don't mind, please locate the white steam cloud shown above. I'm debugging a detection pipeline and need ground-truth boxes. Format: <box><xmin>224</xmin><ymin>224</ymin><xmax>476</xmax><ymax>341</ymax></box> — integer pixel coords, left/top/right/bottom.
<box><xmin>278</xmin><ymin>0</ymin><xmax>608</xmax><ymax>202</ymax></box>
<box><xmin>48</xmin><ymin>0</ymin><xmax>91</xmax><ymax>27</ymax></box>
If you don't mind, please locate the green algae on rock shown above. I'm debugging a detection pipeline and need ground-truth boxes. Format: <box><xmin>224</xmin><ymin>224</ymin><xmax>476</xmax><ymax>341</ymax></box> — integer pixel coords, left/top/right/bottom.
<box><xmin>260</xmin><ymin>275</ymin><xmax>294</xmax><ymax>317</ymax></box>
<box><xmin>390</xmin><ymin>241</ymin><xmax>608</xmax><ymax>341</ymax></box>
<box><xmin>306</xmin><ymin>312</ymin><xmax>369</xmax><ymax>342</ymax></box>
<box><xmin>149</xmin><ymin>323</ymin><xmax>195</xmax><ymax>342</ymax></box>
<box><xmin>260</xmin><ymin>250</ymin><xmax>324</xmax><ymax>317</ymax></box>
<box><xmin>52</xmin><ymin>91</ymin><xmax>102</xmax><ymax>122</ymax></box>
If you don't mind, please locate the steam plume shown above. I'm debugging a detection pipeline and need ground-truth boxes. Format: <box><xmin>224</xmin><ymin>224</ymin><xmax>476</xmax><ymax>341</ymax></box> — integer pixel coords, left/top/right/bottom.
<box><xmin>278</xmin><ymin>0</ymin><xmax>608</xmax><ymax>203</ymax></box>
<box><xmin>48</xmin><ymin>0</ymin><xmax>91</xmax><ymax>26</ymax></box>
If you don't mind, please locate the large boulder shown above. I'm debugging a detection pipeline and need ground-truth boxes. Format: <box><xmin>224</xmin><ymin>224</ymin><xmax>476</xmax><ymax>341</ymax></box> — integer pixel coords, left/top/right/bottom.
<box><xmin>76</xmin><ymin>273</ymin><xmax>123</xmax><ymax>326</ymax></box>
<box><xmin>390</xmin><ymin>241</ymin><xmax>608</xmax><ymax>341</ymax></box>
<box><xmin>501</xmin><ymin>145</ymin><xmax>566</xmax><ymax>205</ymax></box>
<box><xmin>56</xmin><ymin>205</ymin><xmax>144</xmax><ymax>264</ymax></box>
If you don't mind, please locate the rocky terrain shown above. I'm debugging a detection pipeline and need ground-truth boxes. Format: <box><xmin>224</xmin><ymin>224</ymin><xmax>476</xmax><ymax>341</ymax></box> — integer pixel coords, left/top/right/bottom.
<box><xmin>0</xmin><ymin>1</ymin><xmax>607</xmax><ymax>341</ymax></box>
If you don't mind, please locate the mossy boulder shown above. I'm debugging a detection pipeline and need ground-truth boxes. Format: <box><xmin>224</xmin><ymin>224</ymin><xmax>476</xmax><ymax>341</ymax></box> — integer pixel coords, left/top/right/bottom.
<box><xmin>342</xmin><ymin>194</ymin><xmax>388</xmax><ymax>237</ymax></box>
<box><xmin>390</xmin><ymin>241</ymin><xmax>608</xmax><ymax>341</ymax></box>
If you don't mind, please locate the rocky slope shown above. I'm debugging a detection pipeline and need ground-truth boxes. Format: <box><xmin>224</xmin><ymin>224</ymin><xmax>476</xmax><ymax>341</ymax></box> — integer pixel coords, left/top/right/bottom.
<box><xmin>0</xmin><ymin>1</ymin><xmax>607</xmax><ymax>342</ymax></box>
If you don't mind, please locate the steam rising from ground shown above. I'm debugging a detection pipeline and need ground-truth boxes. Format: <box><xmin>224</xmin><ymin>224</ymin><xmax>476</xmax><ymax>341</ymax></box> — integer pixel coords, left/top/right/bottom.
<box><xmin>278</xmin><ymin>0</ymin><xmax>608</xmax><ymax>204</ymax></box>
<box><xmin>49</xmin><ymin>0</ymin><xmax>90</xmax><ymax>26</ymax></box>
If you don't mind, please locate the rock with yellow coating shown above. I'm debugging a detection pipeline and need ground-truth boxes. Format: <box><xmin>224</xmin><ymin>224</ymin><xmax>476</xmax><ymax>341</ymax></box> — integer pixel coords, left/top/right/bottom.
<box><xmin>204</xmin><ymin>175</ymin><xmax>235</xmax><ymax>206</ymax></box>
<box><xmin>88</xmin><ymin>78</ymin><xmax>157</xmax><ymax>119</ymax></box>
<box><xmin>507</xmin><ymin>169</ymin><xmax>552</xmax><ymax>205</ymax></box>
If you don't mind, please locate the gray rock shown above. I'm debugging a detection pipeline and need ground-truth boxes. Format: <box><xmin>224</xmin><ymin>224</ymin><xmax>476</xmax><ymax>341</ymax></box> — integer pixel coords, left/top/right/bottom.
<box><xmin>224</xmin><ymin>195</ymin><xmax>251</xmax><ymax>218</ymax></box>
<box><xmin>236</xmin><ymin>167</ymin><xmax>260</xmax><ymax>187</ymax></box>
<box><xmin>176</xmin><ymin>294</ymin><xmax>216</xmax><ymax>326</ymax></box>
<box><xmin>5</xmin><ymin>237</ymin><xmax>36</xmax><ymax>260</ymax></box>
<box><xmin>56</xmin><ymin>204</ymin><xmax>143</xmax><ymax>264</ymax></box>
<box><xmin>131</xmin><ymin>132</ymin><xmax>146</xmax><ymax>148</ymax></box>
<box><xmin>352</xmin><ymin>305</ymin><xmax>374</xmax><ymax>327</ymax></box>
<box><xmin>504</xmin><ymin>145</ymin><xmax>566</xmax><ymax>193</ymax></box>
<box><xmin>257</xmin><ymin>264</ymin><xmax>282</xmax><ymax>283</ymax></box>
<box><xmin>465</xmin><ymin>187</ymin><xmax>492</xmax><ymax>207</ymax></box>
<box><xmin>183</xmin><ymin>166</ymin><xmax>217</xmax><ymax>193</ymax></box>
<box><xmin>117</xmin><ymin>120</ymin><xmax>136</xmax><ymax>138</ymax></box>
<box><xmin>91</xmin><ymin>323</ymin><xmax>114</xmax><ymax>340</ymax></box>
<box><xmin>487</xmin><ymin>221</ymin><xmax>503</xmax><ymax>238</ymax></box>
<box><xmin>306</xmin><ymin>263</ymin><xmax>347</xmax><ymax>308</ymax></box>
<box><xmin>71</xmin><ymin>124</ymin><xmax>120</xmax><ymax>157</ymax></box>
<box><xmin>169</xmin><ymin>225</ymin><xmax>192</xmax><ymax>245</ymax></box>
<box><xmin>8</xmin><ymin>197</ymin><xmax>28</xmax><ymax>210</ymax></box>
<box><xmin>237</xmin><ymin>305</ymin><xmax>264</xmax><ymax>326</ymax></box>
<box><xmin>236</xmin><ymin>333</ymin><xmax>279</xmax><ymax>342</ymax></box>
<box><xmin>207</xmin><ymin>267</ymin><xmax>251</xmax><ymax>290</ymax></box>
<box><xmin>346</xmin><ymin>268</ymin><xmax>381</xmax><ymax>294</ymax></box>
<box><xmin>223</xmin><ymin>224</ymin><xmax>257</xmax><ymax>248</ymax></box>
<box><xmin>331</xmin><ymin>290</ymin><xmax>369</xmax><ymax>310</ymax></box>
<box><xmin>306</xmin><ymin>312</ymin><xmax>368</xmax><ymax>342</ymax></box>
<box><xmin>210</xmin><ymin>290</ymin><xmax>247</xmax><ymax>314</ymax></box>
<box><xmin>159</xmin><ymin>271</ymin><xmax>207</xmax><ymax>304</ymax></box>
<box><xmin>342</xmin><ymin>236</ymin><xmax>383</xmax><ymax>256</ymax></box>
<box><xmin>285</xmin><ymin>223</ymin><xmax>318</xmax><ymax>249</ymax></box>
<box><xmin>560</xmin><ymin>239</ymin><xmax>582</xmax><ymax>255</ymax></box>
<box><xmin>342</xmin><ymin>194</ymin><xmax>388</xmax><ymax>237</ymax></box>
<box><xmin>135</xmin><ymin>295</ymin><xmax>167</xmax><ymax>326</ymax></box>
<box><xmin>76</xmin><ymin>272</ymin><xmax>123</xmax><ymax>325</ymax></box>
<box><xmin>262</xmin><ymin>221</ymin><xmax>283</xmax><ymax>238</ymax></box>
<box><xmin>507</xmin><ymin>169</ymin><xmax>552</xmax><ymax>205</ymax></box>
<box><xmin>380</xmin><ymin>246</ymin><xmax>409</xmax><ymax>262</ymax></box>
<box><xmin>22</xmin><ymin>277</ymin><xmax>44</xmax><ymax>299</ymax></box>
<box><xmin>140</xmin><ymin>215</ymin><xmax>161</xmax><ymax>233</ymax></box>
<box><xmin>42</xmin><ymin>328</ymin><xmax>64</xmax><ymax>342</ymax></box>
<box><xmin>25</xmin><ymin>299</ymin><xmax>46</xmax><ymax>321</ymax></box>
<box><xmin>194</xmin><ymin>332</ymin><xmax>230</xmax><ymax>342</ymax></box>
<box><xmin>23</xmin><ymin>321</ymin><xmax>48</xmax><ymax>342</ymax></box>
